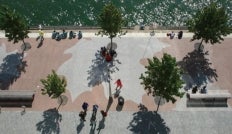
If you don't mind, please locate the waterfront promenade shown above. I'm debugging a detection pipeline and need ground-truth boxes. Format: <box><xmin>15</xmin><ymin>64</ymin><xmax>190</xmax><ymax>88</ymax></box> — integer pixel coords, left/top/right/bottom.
<box><xmin>0</xmin><ymin>30</ymin><xmax>232</xmax><ymax>133</ymax></box>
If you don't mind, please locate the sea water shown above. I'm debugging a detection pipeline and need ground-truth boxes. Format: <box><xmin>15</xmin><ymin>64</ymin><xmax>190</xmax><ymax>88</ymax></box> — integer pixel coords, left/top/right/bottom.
<box><xmin>0</xmin><ymin>0</ymin><xmax>231</xmax><ymax>27</ymax></box>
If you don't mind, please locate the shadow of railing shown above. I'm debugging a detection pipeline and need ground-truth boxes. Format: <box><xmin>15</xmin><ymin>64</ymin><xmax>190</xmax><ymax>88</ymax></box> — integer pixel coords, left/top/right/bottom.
<box><xmin>0</xmin><ymin>53</ymin><xmax>27</xmax><ymax>90</ymax></box>
<box><xmin>36</xmin><ymin>108</ymin><xmax>62</xmax><ymax>134</ymax></box>
<box><xmin>127</xmin><ymin>105</ymin><xmax>170</xmax><ymax>134</ymax></box>
<box><xmin>178</xmin><ymin>49</ymin><xmax>218</xmax><ymax>90</ymax></box>
<box><xmin>87</xmin><ymin>50</ymin><xmax>119</xmax><ymax>87</ymax></box>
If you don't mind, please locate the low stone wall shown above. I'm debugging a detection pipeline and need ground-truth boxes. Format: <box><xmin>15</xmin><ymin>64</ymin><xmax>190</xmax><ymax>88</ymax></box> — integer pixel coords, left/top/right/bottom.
<box><xmin>187</xmin><ymin>90</ymin><xmax>231</xmax><ymax>107</ymax></box>
<box><xmin>0</xmin><ymin>90</ymin><xmax>35</xmax><ymax>107</ymax></box>
<box><xmin>29</xmin><ymin>25</ymin><xmax>188</xmax><ymax>31</ymax></box>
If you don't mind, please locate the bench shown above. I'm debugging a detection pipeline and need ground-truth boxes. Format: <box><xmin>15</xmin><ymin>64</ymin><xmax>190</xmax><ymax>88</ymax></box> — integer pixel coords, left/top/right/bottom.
<box><xmin>187</xmin><ymin>90</ymin><xmax>231</xmax><ymax>107</ymax></box>
<box><xmin>0</xmin><ymin>90</ymin><xmax>35</xmax><ymax>107</ymax></box>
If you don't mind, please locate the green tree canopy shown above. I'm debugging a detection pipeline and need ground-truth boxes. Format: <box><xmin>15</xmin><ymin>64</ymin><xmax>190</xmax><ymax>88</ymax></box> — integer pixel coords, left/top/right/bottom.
<box><xmin>41</xmin><ymin>70</ymin><xmax>67</xmax><ymax>99</ymax></box>
<box><xmin>140</xmin><ymin>53</ymin><xmax>184</xmax><ymax>112</ymax></box>
<box><xmin>0</xmin><ymin>5</ymin><xmax>29</xmax><ymax>44</ymax></box>
<box><xmin>97</xmin><ymin>3</ymin><xmax>125</xmax><ymax>49</ymax></box>
<box><xmin>187</xmin><ymin>3</ymin><xmax>232</xmax><ymax>48</ymax></box>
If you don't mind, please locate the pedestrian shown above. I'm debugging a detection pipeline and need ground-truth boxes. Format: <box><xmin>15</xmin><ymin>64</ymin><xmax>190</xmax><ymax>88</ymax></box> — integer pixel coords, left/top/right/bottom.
<box><xmin>178</xmin><ymin>31</ymin><xmax>183</xmax><ymax>39</ymax></box>
<box><xmin>78</xmin><ymin>31</ymin><xmax>82</xmax><ymax>39</ymax></box>
<box><xmin>192</xmin><ymin>86</ymin><xmax>198</xmax><ymax>94</ymax></box>
<box><xmin>100</xmin><ymin>110</ymin><xmax>107</xmax><ymax>118</ymax></box>
<box><xmin>170</xmin><ymin>31</ymin><xmax>175</xmax><ymax>39</ymax></box>
<box><xmin>79</xmin><ymin>111</ymin><xmax>86</xmax><ymax>121</ymax></box>
<box><xmin>36</xmin><ymin>29</ymin><xmax>44</xmax><ymax>41</ymax></box>
<box><xmin>38</xmin><ymin>24</ymin><xmax>42</xmax><ymax>30</ymax></box>
<box><xmin>90</xmin><ymin>104</ymin><xmax>98</xmax><ymax>126</ymax></box>
<box><xmin>93</xmin><ymin>104</ymin><xmax>98</xmax><ymax>114</ymax></box>
<box><xmin>105</xmin><ymin>52</ymin><xmax>112</xmax><ymax>62</ymax></box>
<box><xmin>114</xmin><ymin>89</ymin><xmax>121</xmax><ymax>98</ymax></box>
<box><xmin>200</xmin><ymin>85</ymin><xmax>207</xmax><ymax>94</ymax></box>
<box><xmin>115</xmin><ymin>79</ymin><xmax>122</xmax><ymax>90</ymax></box>
<box><xmin>82</xmin><ymin>102</ymin><xmax>89</xmax><ymax>112</ymax></box>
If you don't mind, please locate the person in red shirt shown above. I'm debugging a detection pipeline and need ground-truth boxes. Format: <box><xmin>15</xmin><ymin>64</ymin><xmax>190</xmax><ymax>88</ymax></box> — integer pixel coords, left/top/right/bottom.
<box><xmin>105</xmin><ymin>52</ymin><xmax>112</xmax><ymax>62</ymax></box>
<box><xmin>100</xmin><ymin>110</ymin><xmax>107</xmax><ymax>118</ymax></box>
<box><xmin>115</xmin><ymin>79</ymin><xmax>122</xmax><ymax>90</ymax></box>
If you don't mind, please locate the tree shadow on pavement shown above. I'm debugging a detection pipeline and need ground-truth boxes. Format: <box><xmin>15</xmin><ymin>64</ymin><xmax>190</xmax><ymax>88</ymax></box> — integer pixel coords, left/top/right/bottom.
<box><xmin>106</xmin><ymin>96</ymin><xmax>113</xmax><ymax>112</ymax></box>
<box><xmin>178</xmin><ymin>49</ymin><xmax>218</xmax><ymax>90</ymax></box>
<box><xmin>0</xmin><ymin>53</ymin><xmax>27</xmax><ymax>90</ymax></box>
<box><xmin>87</xmin><ymin>50</ymin><xmax>120</xmax><ymax>87</ymax></box>
<box><xmin>76</xmin><ymin>120</ymin><xmax>85</xmax><ymax>134</ymax></box>
<box><xmin>36</xmin><ymin>108</ymin><xmax>62</xmax><ymax>134</ymax></box>
<box><xmin>127</xmin><ymin>104</ymin><xmax>170</xmax><ymax>134</ymax></box>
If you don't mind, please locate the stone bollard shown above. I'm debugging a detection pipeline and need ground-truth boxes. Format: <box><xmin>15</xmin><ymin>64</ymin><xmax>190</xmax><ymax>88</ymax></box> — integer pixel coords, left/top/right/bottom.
<box><xmin>21</xmin><ymin>106</ymin><xmax>26</xmax><ymax>115</ymax></box>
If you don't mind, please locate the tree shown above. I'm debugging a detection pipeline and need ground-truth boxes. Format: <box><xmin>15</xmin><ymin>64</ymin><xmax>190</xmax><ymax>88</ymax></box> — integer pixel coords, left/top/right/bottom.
<box><xmin>140</xmin><ymin>53</ymin><xmax>184</xmax><ymax>112</ymax></box>
<box><xmin>40</xmin><ymin>70</ymin><xmax>67</xmax><ymax>99</ymax></box>
<box><xmin>187</xmin><ymin>3</ymin><xmax>232</xmax><ymax>50</ymax></box>
<box><xmin>97</xmin><ymin>3</ymin><xmax>126</xmax><ymax>50</ymax></box>
<box><xmin>0</xmin><ymin>5</ymin><xmax>30</xmax><ymax>52</ymax></box>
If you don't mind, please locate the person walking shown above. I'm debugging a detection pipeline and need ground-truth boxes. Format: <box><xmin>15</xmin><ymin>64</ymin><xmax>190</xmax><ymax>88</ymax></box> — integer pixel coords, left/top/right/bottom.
<box><xmin>115</xmin><ymin>79</ymin><xmax>123</xmax><ymax>90</ymax></box>
<box><xmin>93</xmin><ymin>104</ymin><xmax>98</xmax><ymax>114</ymax></box>
<box><xmin>82</xmin><ymin>102</ymin><xmax>89</xmax><ymax>112</ymax></box>
<box><xmin>79</xmin><ymin>111</ymin><xmax>87</xmax><ymax>121</ymax></box>
<box><xmin>100</xmin><ymin>110</ymin><xmax>107</xmax><ymax>118</ymax></box>
<box><xmin>115</xmin><ymin>79</ymin><xmax>122</xmax><ymax>90</ymax></box>
<box><xmin>90</xmin><ymin>104</ymin><xmax>98</xmax><ymax>126</ymax></box>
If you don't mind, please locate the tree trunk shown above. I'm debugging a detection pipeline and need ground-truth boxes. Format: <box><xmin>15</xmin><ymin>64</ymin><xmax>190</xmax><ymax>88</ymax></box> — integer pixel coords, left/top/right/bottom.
<box><xmin>57</xmin><ymin>96</ymin><xmax>63</xmax><ymax>110</ymax></box>
<box><xmin>106</xmin><ymin>63</ymin><xmax>113</xmax><ymax>112</ymax></box>
<box><xmin>156</xmin><ymin>97</ymin><xmax>162</xmax><ymax>112</ymax></box>
<box><xmin>110</xmin><ymin>37</ymin><xmax>113</xmax><ymax>51</ymax></box>
<box><xmin>198</xmin><ymin>39</ymin><xmax>204</xmax><ymax>51</ymax></box>
<box><xmin>108</xmin><ymin>69</ymin><xmax>112</xmax><ymax>98</ymax></box>
<box><xmin>22</xmin><ymin>39</ymin><xmax>26</xmax><ymax>53</ymax></box>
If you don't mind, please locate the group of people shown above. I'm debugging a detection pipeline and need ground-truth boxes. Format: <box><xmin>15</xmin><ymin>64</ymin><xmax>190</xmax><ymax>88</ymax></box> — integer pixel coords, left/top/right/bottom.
<box><xmin>100</xmin><ymin>46</ymin><xmax>117</xmax><ymax>62</ymax></box>
<box><xmin>79</xmin><ymin>79</ymin><xmax>123</xmax><ymax>121</ymax></box>
<box><xmin>192</xmin><ymin>85</ymin><xmax>207</xmax><ymax>94</ymax></box>
<box><xmin>79</xmin><ymin>102</ymin><xmax>107</xmax><ymax>123</ymax></box>
<box><xmin>52</xmin><ymin>30</ymin><xmax>83</xmax><ymax>41</ymax></box>
<box><xmin>167</xmin><ymin>31</ymin><xmax>183</xmax><ymax>39</ymax></box>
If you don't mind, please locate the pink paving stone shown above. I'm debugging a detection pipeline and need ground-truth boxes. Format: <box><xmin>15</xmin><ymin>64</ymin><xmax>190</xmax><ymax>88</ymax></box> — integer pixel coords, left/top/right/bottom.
<box><xmin>1</xmin><ymin>37</ymin><xmax>232</xmax><ymax>111</ymax></box>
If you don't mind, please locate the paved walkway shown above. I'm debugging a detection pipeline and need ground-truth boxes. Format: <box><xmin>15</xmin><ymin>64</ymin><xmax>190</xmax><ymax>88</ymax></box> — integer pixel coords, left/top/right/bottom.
<box><xmin>1</xmin><ymin>30</ymin><xmax>232</xmax><ymax>133</ymax></box>
<box><xmin>0</xmin><ymin>110</ymin><xmax>232</xmax><ymax>134</ymax></box>
<box><xmin>1</xmin><ymin>30</ymin><xmax>232</xmax><ymax>38</ymax></box>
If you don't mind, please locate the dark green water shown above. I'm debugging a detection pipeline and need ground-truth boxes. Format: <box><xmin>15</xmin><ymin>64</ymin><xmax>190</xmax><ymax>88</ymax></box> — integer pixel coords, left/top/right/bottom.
<box><xmin>1</xmin><ymin>0</ymin><xmax>231</xmax><ymax>27</ymax></box>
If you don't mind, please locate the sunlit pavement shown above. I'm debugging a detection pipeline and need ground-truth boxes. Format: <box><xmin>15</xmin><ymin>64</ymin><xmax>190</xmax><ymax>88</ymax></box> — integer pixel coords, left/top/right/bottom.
<box><xmin>0</xmin><ymin>31</ymin><xmax>232</xmax><ymax>133</ymax></box>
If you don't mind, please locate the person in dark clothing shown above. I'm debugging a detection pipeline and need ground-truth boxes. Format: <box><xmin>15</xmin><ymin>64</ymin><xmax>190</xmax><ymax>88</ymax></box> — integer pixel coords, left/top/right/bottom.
<box><xmin>192</xmin><ymin>86</ymin><xmax>198</xmax><ymax>94</ymax></box>
<box><xmin>100</xmin><ymin>110</ymin><xmax>107</xmax><ymax>118</ymax></box>
<box><xmin>82</xmin><ymin>102</ymin><xmax>89</xmax><ymax>112</ymax></box>
<box><xmin>200</xmin><ymin>86</ymin><xmax>207</xmax><ymax>94</ymax></box>
<box><xmin>90</xmin><ymin>105</ymin><xmax>99</xmax><ymax>126</ymax></box>
<box><xmin>78</xmin><ymin>31</ymin><xmax>83</xmax><ymax>39</ymax></box>
<box><xmin>79</xmin><ymin>111</ymin><xmax>87</xmax><ymax>121</ymax></box>
<box><xmin>178</xmin><ymin>31</ymin><xmax>183</xmax><ymax>39</ymax></box>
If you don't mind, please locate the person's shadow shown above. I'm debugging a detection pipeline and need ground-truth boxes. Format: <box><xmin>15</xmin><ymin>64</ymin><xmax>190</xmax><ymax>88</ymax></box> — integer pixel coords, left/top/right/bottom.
<box><xmin>96</xmin><ymin>117</ymin><xmax>105</xmax><ymax>134</ymax></box>
<box><xmin>89</xmin><ymin>121</ymin><xmax>97</xmax><ymax>134</ymax></box>
<box><xmin>76</xmin><ymin>120</ymin><xmax>85</xmax><ymax>134</ymax></box>
<box><xmin>127</xmin><ymin>105</ymin><xmax>170</xmax><ymax>134</ymax></box>
<box><xmin>89</xmin><ymin>110</ymin><xmax>97</xmax><ymax>134</ymax></box>
<box><xmin>36</xmin><ymin>108</ymin><xmax>62</xmax><ymax>134</ymax></box>
<box><xmin>37</xmin><ymin>37</ymin><xmax>44</xmax><ymax>48</ymax></box>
